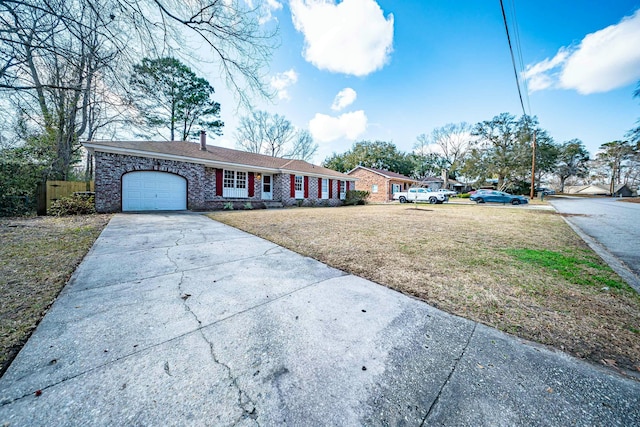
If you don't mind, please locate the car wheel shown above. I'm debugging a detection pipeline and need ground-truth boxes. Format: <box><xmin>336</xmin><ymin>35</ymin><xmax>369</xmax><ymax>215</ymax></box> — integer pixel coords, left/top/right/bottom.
<box><xmin>476</xmin><ymin>197</ymin><xmax>485</xmax><ymax>203</ymax></box>
<box><xmin>399</xmin><ymin>196</ymin><xmax>406</xmax><ymax>203</ymax></box>
<box><xmin>511</xmin><ymin>199</ymin><xmax>520</xmax><ymax>205</ymax></box>
<box><xmin>429</xmin><ymin>196</ymin><xmax>437</xmax><ymax>204</ymax></box>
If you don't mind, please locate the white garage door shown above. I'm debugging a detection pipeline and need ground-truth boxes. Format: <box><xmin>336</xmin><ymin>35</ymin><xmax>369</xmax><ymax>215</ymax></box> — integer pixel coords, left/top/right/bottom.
<box><xmin>122</xmin><ymin>171</ymin><xmax>187</xmax><ymax>211</ymax></box>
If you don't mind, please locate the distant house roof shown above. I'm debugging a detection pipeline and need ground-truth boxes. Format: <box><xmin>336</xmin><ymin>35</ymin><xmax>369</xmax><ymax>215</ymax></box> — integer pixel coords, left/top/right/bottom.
<box><xmin>564</xmin><ymin>184</ymin><xmax>610</xmax><ymax>195</ymax></box>
<box><xmin>83</xmin><ymin>140</ymin><xmax>353</xmax><ymax>180</ymax></box>
<box><xmin>420</xmin><ymin>176</ymin><xmax>463</xmax><ymax>186</ymax></box>
<box><xmin>614</xmin><ymin>183</ymin><xmax>632</xmax><ymax>193</ymax></box>
<box><xmin>347</xmin><ymin>165</ymin><xmax>416</xmax><ymax>181</ymax></box>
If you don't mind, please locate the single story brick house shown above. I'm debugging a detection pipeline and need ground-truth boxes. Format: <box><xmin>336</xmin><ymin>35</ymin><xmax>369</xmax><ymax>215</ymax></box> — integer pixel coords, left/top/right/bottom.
<box><xmin>83</xmin><ymin>136</ymin><xmax>356</xmax><ymax>213</ymax></box>
<box><xmin>347</xmin><ymin>166</ymin><xmax>417</xmax><ymax>202</ymax></box>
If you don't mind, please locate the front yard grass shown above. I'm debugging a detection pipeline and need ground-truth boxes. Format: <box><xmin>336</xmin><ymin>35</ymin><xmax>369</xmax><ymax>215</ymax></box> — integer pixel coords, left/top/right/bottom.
<box><xmin>209</xmin><ymin>204</ymin><xmax>640</xmax><ymax>375</ymax></box>
<box><xmin>0</xmin><ymin>214</ymin><xmax>111</xmax><ymax>375</ymax></box>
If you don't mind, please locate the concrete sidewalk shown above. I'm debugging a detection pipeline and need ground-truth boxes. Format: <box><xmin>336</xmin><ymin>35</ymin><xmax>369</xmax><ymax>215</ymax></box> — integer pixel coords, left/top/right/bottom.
<box><xmin>1</xmin><ymin>213</ymin><xmax>638</xmax><ymax>426</ymax></box>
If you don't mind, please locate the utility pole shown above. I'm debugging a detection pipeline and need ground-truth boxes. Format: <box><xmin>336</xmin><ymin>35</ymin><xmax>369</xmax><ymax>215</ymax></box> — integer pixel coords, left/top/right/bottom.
<box><xmin>529</xmin><ymin>130</ymin><xmax>537</xmax><ymax>200</ymax></box>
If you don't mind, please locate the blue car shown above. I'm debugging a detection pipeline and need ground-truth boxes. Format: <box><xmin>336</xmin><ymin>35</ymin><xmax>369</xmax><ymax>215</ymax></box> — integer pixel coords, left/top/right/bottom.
<box><xmin>470</xmin><ymin>190</ymin><xmax>528</xmax><ymax>205</ymax></box>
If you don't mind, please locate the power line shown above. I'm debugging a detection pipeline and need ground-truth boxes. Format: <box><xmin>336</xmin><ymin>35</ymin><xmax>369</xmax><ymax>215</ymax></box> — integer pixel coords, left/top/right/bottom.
<box><xmin>499</xmin><ymin>0</ymin><xmax>528</xmax><ymax>118</ymax></box>
<box><xmin>498</xmin><ymin>0</ymin><xmax>537</xmax><ymax>199</ymax></box>
<box><xmin>507</xmin><ymin>0</ymin><xmax>532</xmax><ymax>116</ymax></box>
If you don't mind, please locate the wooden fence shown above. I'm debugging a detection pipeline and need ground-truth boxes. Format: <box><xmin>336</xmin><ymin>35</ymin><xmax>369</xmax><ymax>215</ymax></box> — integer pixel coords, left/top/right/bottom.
<box><xmin>37</xmin><ymin>180</ymin><xmax>94</xmax><ymax>214</ymax></box>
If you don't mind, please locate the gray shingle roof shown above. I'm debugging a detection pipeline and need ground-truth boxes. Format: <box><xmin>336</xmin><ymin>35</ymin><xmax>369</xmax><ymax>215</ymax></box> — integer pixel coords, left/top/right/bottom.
<box><xmin>348</xmin><ymin>166</ymin><xmax>416</xmax><ymax>181</ymax></box>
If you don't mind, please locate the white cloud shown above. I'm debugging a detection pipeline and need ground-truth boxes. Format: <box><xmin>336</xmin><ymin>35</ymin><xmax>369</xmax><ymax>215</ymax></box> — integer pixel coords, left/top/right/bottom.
<box><xmin>331</xmin><ymin>88</ymin><xmax>357</xmax><ymax>111</ymax></box>
<box><xmin>269</xmin><ymin>69</ymin><xmax>298</xmax><ymax>100</ymax></box>
<box><xmin>309</xmin><ymin>110</ymin><xmax>367</xmax><ymax>142</ymax></box>
<box><xmin>290</xmin><ymin>0</ymin><xmax>394</xmax><ymax>76</ymax></box>
<box><xmin>524</xmin><ymin>9</ymin><xmax>640</xmax><ymax>94</ymax></box>
<box><xmin>245</xmin><ymin>0</ymin><xmax>283</xmax><ymax>24</ymax></box>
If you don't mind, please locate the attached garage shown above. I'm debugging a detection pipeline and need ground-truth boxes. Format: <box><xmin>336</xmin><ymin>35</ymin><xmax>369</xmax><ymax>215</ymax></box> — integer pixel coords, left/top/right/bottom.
<box><xmin>122</xmin><ymin>171</ymin><xmax>187</xmax><ymax>211</ymax></box>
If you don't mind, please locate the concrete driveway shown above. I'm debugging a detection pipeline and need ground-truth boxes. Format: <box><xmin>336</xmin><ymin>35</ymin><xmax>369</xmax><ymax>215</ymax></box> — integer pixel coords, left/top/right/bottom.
<box><xmin>549</xmin><ymin>197</ymin><xmax>640</xmax><ymax>293</ymax></box>
<box><xmin>1</xmin><ymin>213</ymin><xmax>639</xmax><ymax>426</ymax></box>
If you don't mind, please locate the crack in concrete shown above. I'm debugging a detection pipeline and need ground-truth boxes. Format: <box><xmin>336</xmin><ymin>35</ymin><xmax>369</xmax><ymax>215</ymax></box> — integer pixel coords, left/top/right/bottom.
<box><xmin>171</xmin><ymin>252</ymin><xmax>260</xmax><ymax>426</ymax></box>
<box><xmin>175</xmin><ymin>228</ymin><xmax>186</xmax><ymax>246</ymax></box>
<box><xmin>263</xmin><ymin>246</ymin><xmax>282</xmax><ymax>256</ymax></box>
<box><xmin>1</xmin><ymin>265</ymin><xmax>342</xmax><ymax>407</ymax></box>
<box><xmin>166</xmin><ymin>247</ymin><xmax>179</xmax><ymax>274</ymax></box>
<box><xmin>206</xmin><ymin>339</ymin><xmax>259</xmax><ymax>427</ymax></box>
<box><xmin>420</xmin><ymin>322</ymin><xmax>477</xmax><ymax>426</ymax></box>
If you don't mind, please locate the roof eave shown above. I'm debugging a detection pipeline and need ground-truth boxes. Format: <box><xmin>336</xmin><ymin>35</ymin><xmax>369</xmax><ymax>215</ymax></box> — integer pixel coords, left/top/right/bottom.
<box><xmin>349</xmin><ymin>165</ymin><xmax>414</xmax><ymax>181</ymax></box>
<box><xmin>83</xmin><ymin>142</ymin><xmax>355</xmax><ymax>179</ymax></box>
<box><xmin>279</xmin><ymin>168</ymin><xmax>355</xmax><ymax>181</ymax></box>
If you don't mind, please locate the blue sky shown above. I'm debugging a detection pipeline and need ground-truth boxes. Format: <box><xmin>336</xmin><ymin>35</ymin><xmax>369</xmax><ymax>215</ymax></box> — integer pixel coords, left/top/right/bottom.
<box><xmin>203</xmin><ymin>0</ymin><xmax>640</xmax><ymax>163</ymax></box>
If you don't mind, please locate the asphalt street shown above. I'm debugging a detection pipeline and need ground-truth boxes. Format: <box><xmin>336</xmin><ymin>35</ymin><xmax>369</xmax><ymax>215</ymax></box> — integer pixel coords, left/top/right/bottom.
<box><xmin>549</xmin><ymin>197</ymin><xmax>640</xmax><ymax>292</ymax></box>
<box><xmin>1</xmin><ymin>213</ymin><xmax>639</xmax><ymax>426</ymax></box>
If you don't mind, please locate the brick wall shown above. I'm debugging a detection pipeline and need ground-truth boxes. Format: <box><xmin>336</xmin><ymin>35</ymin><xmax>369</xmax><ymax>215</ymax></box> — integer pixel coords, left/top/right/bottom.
<box><xmin>349</xmin><ymin>168</ymin><xmax>390</xmax><ymax>202</ymax></box>
<box><xmin>94</xmin><ymin>152</ymin><xmax>208</xmax><ymax>212</ymax></box>
<box><xmin>277</xmin><ymin>174</ymin><xmax>344</xmax><ymax>207</ymax></box>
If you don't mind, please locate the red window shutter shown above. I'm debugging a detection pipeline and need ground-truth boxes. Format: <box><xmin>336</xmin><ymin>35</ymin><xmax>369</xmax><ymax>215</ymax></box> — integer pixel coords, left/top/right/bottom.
<box><xmin>216</xmin><ymin>169</ymin><xmax>223</xmax><ymax>196</ymax></box>
<box><xmin>304</xmin><ymin>176</ymin><xmax>309</xmax><ymax>198</ymax></box>
<box><xmin>318</xmin><ymin>178</ymin><xmax>322</xmax><ymax>198</ymax></box>
<box><xmin>329</xmin><ymin>179</ymin><xmax>333</xmax><ymax>198</ymax></box>
<box><xmin>248</xmin><ymin>172</ymin><xmax>255</xmax><ymax>197</ymax></box>
<box><xmin>290</xmin><ymin>174</ymin><xmax>295</xmax><ymax>198</ymax></box>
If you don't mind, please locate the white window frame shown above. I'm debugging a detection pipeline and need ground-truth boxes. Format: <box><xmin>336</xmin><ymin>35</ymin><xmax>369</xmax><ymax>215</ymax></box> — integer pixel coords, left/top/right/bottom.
<box><xmin>321</xmin><ymin>178</ymin><xmax>329</xmax><ymax>199</ymax></box>
<box><xmin>223</xmin><ymin>170</ymin><xmax>248</xmax><ymax>198</ymax></box>
<box><xmin>372</xmin><ymin>184</ymin><xmax>378</xmax><ymax>193</ymax></box>
<box><xmin>294</xmin><ymin>175</ymin><xmax>304</xmax><ymax>199</ymax></box>
<box><xmin>339</xmin><ymin>181</ymin><xmax>346</xmax><ymax>200</ymax></box>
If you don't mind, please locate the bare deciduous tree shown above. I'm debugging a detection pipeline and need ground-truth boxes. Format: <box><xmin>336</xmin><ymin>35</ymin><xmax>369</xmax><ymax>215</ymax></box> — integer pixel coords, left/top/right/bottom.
<box><xmin>0</xmin><ymin>0</ymin><xmax>276</xmax><ymax>179</ymax></box>
<box><xmin>286</xmin><ymin>129</ymin><xmax>318</xmax><ymax>162</ymax></box>
<box><xmin>429</xmin><ymin>122</ymin><xmax>472</xmax><ymax>178</ymax></box>
<box><xmin>235</xmin><ymin>110</ymin><xmax>296</xmax><ymax>157</ymax></box>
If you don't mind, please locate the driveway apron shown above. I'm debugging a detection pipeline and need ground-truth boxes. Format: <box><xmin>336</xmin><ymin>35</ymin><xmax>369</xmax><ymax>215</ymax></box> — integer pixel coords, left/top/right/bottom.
<box><xmin>1</xmin><ymin>213</ymin><xmax>638</xmax><ymax>426</ymax></box>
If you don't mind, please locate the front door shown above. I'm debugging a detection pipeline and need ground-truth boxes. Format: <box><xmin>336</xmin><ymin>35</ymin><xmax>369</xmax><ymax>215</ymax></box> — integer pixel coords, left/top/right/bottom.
<box><xmin>262</xmin><ymin>174</ymin><xmax>272</xmax><ymax>200</ymax></box>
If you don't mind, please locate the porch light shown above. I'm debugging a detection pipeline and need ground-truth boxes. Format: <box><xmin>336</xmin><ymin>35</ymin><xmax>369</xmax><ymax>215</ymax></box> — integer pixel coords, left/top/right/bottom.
<box><xmin>256</xmin><ymin>173</ymin><xmax>262</xmax><ymax>180</ymax></box>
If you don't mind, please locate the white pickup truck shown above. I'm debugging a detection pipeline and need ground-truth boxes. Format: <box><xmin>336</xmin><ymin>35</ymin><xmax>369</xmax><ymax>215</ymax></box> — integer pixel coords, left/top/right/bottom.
<box><xmin>393</xmin><ymin>187</ymin><xmax>448</xmax><ymax>204</ymax></box>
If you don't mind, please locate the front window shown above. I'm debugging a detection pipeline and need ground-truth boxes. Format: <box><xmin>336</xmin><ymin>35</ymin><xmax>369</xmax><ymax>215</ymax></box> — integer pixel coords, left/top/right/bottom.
<box><xmin>372</xmin><ymin>184</ymin><xmax>378</xmax><ymax>193</ymax></box>
<box><xmin>339</xmin><ymin>181</ymin><xmax>346</xmax><ymax>200</ymax></box>
<box><xmin>224</xmin><ymin>170</ymin><xmax>235</xmax><ymax>188</ymax></box>
<box><xmin>223</xmin><ymin>170</ymin><xmax>248</xmax><ymax>198</ymax></box>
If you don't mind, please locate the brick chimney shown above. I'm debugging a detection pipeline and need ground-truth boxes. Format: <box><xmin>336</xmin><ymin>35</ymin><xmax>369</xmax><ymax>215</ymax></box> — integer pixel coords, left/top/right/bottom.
<box><xmin>200</xmin><ymin>130</ymin><xmax>207</xmax><ymax>151</ymax></box>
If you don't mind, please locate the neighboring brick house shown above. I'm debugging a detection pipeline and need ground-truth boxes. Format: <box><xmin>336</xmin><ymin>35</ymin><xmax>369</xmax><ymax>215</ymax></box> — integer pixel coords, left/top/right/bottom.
<box><xmin>347</xmin><ymin>166</ymin><xmax>417</xmax><ymax>202</ymax></box>
<box><xmin>83</xmin><ymin>135</ymin><xmax>356</xmax><ymax>213</ymax></box>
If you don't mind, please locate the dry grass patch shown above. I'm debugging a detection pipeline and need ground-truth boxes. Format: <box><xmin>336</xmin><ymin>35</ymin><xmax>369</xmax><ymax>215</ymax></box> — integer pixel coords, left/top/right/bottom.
<box><xmin>209</xmin><ymin>204</ymin><xmax>640</xmax><ymax>374</ymax></box>
<box><xmin>0</xmin><ymin>214</ymin><xmax>111</xmax><ymax>375</ymax></box>
<box><xmin>618</xmin><ymin>197</ymin><xmax>640</xmax><ymax>204</ymax></box>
